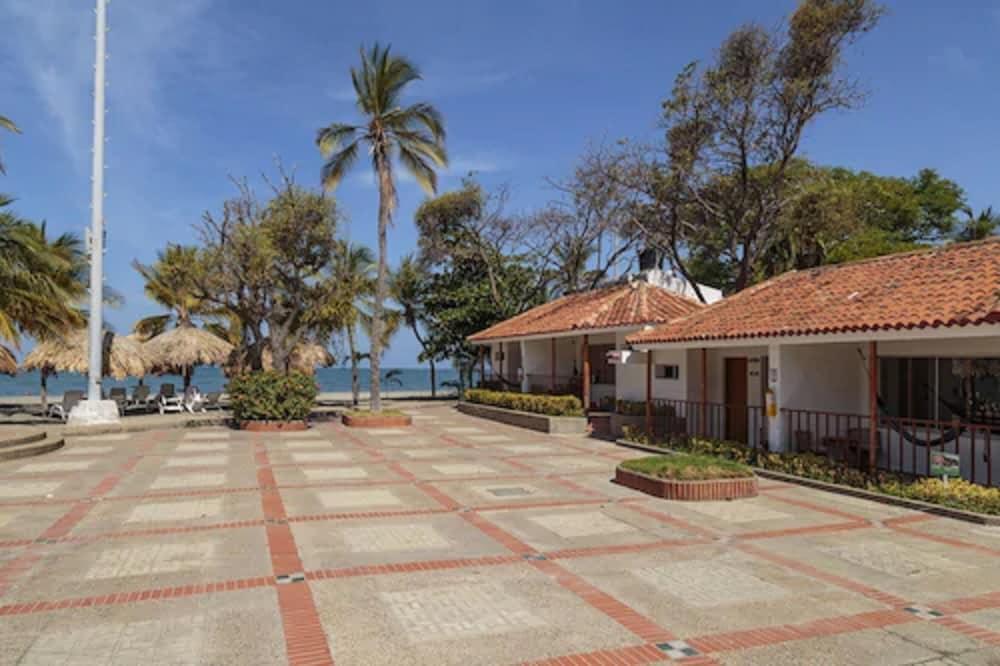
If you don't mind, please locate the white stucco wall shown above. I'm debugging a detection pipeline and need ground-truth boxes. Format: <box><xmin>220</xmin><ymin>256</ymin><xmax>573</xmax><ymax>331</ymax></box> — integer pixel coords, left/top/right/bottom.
<box><xmin>781</xmin><ymin>342</ymin><xmax>869</xmax><ymax>414</ymax></box>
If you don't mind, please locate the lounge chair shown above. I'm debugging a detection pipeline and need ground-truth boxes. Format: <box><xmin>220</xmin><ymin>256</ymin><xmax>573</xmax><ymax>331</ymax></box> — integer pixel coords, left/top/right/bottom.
<box><xmin>157</xmin><ymin>383</ymin><xmax>183</xmax><ymax>414</ymax></box>
<box><xmin>126</xmin><ymin>385</ymin><xmax>153</xmax><ymax>413</ymax></box>
<box><xmin>48</xmin><ymin>390</ymin><xmax>84</xmax><ymax>421</ymax></box>
<box><xmin>183</xmin><ymin>386</ymin><xmax>205</xmax><ymax>413</ymax></box>
<box><xmin>202</xmin><ymin>391</ymin><xmax>223</xmax><ymax>411</ymax></box>
<box><xmin>108</xmin><ymin>387</ymin><xmax>128</xmax><ymax>415</ymax></box>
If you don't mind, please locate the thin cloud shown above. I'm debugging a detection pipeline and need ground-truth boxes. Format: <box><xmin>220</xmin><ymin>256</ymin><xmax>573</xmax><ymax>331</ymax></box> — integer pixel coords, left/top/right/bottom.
<box><xmin>928</xmin><ymin>46</ymin><xmax>979</xmax><ymax>76</ymax></box>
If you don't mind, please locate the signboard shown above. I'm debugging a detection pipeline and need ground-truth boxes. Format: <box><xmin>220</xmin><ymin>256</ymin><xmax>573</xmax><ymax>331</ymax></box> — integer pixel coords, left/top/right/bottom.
<box><xmin>930</xmin><ymin>451</ymin><xmax>960</xmax><ymax>480</ymax></box>
<box><xmin>606</xmin><ymin>349</ymin><xmax>646</xmax><ymax>366</ymax></box>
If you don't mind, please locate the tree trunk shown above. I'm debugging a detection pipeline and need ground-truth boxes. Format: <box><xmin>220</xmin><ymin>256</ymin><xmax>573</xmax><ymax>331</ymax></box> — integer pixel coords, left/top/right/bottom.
<box><xmin>183</xmin><ymin>365</ymin><xmax>192</xmax><ymax>391</ymax></box>
<box><xmin>370</xmin><ymin>157</ymin><xmax>392</xmax><ymax>413</ymax></box>
<box><xmin>429</xmin><ymin>359</ymin><xmax>437</xmax><ymax>399</ymax></box>
<box><xmin>347</xmin><ymin>324</ymin><xmax>360</xmax><ymax>408</ymax></box>
<box><xmin>40</xmin><ymin>369</ymin><xmax>49</xmax><ymax>414</ymax></box>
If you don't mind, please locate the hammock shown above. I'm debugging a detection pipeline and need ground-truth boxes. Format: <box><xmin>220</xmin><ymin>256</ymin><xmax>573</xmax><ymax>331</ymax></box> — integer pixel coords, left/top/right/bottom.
<box><xmin>876</xmin><ymin>397</ymin><xmax>964</xmax><ymax>448</ymax></box>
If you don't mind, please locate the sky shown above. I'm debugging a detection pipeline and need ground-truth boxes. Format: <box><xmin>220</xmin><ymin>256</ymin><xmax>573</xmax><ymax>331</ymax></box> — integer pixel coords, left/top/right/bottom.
<box><xmin>1</xmin><ymin>0</ymin><xmax>999</xmax><ymax>368</ymax></box>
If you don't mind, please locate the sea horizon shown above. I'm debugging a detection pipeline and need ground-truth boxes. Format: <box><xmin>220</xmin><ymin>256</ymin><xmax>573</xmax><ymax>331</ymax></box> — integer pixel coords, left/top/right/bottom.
<box><xmin>0</xmin><ymin>366</ymin><xmax>461</xmax><ymax>399</ymax></box>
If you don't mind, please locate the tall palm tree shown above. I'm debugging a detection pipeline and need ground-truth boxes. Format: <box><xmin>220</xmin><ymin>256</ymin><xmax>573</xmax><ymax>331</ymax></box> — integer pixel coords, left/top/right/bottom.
<box><xmin>955</xmin><ymin>206</ymin><xmax>1000</xmax><ymax>243</ymax></box>
<box><xmin>316</xmin><ymin>43</ymin><xmax>447</xmax><ymax>412</ymax></box>
<box><xmin>391</xmin><ymin>253</ymin><xmax>438</xmax><ymax>398</ymax></box>
<box><xmin>0</xmin><ymin>115</ymin><xmax>20</xmax><ymax>175</ymax></box>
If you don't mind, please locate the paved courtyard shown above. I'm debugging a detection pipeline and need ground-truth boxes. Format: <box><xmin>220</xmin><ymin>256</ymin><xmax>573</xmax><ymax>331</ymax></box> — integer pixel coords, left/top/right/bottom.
<box><xmin>2</xmin><ymin>403</ymin><xmax>1000</xmax><ymax>665</ymax></box>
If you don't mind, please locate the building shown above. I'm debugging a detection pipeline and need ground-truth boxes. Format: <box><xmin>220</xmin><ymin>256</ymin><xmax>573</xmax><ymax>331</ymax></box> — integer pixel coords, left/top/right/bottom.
<box><xmin>626</xmin><ymin>238</ymin><xmax>1000</xmax><ymax>486</ymax></box>
<box><xmin>468</xmin><ymin>269</ymin><xmax>719</xmax><ymax>416</ymax></box>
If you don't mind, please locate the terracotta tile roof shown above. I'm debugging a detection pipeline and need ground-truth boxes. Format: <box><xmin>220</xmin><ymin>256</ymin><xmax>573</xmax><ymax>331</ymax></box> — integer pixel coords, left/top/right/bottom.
<box><xmin>628</xmin><ymin>238</ymin><xmax>1000</xmax><ymax>346</ymax></box>
<box><xmin>467</xmin><ymin>281</ymin><xmax>703</xmax><ymax>342</ymax></box>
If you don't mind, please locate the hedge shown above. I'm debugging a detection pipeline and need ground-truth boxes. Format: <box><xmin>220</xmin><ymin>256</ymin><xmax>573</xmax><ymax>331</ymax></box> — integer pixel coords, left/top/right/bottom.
<box><xmin>620</xmin><ymin>426</ymin><xmax>1000</xmax><ymax>516</ymax></box>
<box><xmin>465</xmin><ymin>389</ymin><xmax>584</xmax><ymax>417</ymax></box>
<box><xmin>228</xmin><ymin>370</ymin><xmax>318</xmax><ymax>422</ymax></box>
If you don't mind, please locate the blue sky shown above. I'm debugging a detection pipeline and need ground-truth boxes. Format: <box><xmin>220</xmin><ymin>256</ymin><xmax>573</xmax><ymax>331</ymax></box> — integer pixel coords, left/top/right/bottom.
<box><xmin>2</xmin><ymin>0</ymin><xmax>999</xmax><ymax>368</ymax></box>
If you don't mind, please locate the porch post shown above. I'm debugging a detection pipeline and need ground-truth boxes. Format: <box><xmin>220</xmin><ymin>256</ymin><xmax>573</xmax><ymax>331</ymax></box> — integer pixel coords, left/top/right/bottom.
<box><xmin>645</xmin><ymin>349</ymin><xmax>653</xmax><ymax>437</ymax></box>
<box><xmin>767</xmin><ymin>343</ymin><xmax>785</xmax><ymax>452</ymax></box>
<box><xmin>520</xmin><ymin>340</ymin><xmax>530</xmax><ymax>393</ymax></box>
<box><xmin>700</xmin><ymin>347</ymin><xmax>708</xmax><ymax>437</ymax></box>
<box><xmin>498</xmin><ymin>342</ymin><xmax>504</xmax><ymax>385</ymax></box>
<box><xmin>582</xmin><ymin>334</ymin><xmax>591</xmax><ymax>412</ymax></box>
<box><xmin>550</xmin><ymin>338</ymin><xmax>556</xmax><ymax>394</ymax></box>
<box><xmin>479</xmin><ymin>349</ymin><xmax>485</xmax><ymax>386</ymax></box>
<box><xmin>869</xmin><ymin>341</ymin><xmax>879</xmax><ymax>470</ymax></box>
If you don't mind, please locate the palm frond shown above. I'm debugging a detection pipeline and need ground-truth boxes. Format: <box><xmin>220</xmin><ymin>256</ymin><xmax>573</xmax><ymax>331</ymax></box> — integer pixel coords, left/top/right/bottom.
<box><xmin>0</xmin><ymin>116</ymin><xmax>19</xmax><ymax>133</ymax></box>
<box><xmin>132</xmin><ymin>314</ymin><xmax>172</xmax><ymax>340</ymax></box>
<box><xmin>397</xmin><ymin>142</ymin><xmax>438</xmax><ymax>195</ymax></box>
<box><xmin>320</xmin><ymin>139</ymin><xmax>361</xmax><ymax>192</ymax></box>
<box><xmin>397</xmin><ymin>102</ymin><xmax>446</xmax><ymax>142</ymax></box>
<box><xmin>316</xmin><ymin>123</ymin><xmax>359</xmax><ymax>157</ymax></box>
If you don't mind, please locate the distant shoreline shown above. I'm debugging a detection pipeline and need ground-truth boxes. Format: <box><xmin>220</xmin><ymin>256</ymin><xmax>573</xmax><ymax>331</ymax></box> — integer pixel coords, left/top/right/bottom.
<box><xmin>0</xmin><ymin>390</ymin><xmax>455</xmax><ymax>407</ymax></box>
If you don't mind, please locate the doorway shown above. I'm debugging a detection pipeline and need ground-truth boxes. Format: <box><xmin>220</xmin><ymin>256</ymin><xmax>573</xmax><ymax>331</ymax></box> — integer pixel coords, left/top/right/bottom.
<box><xmin>725</xmin><ymin>357</ymin><xmax>749</xmax><ymax>443</ymax></box>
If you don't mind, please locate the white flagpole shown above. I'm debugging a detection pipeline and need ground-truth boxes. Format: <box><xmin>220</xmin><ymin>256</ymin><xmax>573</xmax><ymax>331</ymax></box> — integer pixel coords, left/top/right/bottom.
<box><xmin>86</xmin><ymin>0</ymin><xmax>108</xmax><ymax>402</ymax></box>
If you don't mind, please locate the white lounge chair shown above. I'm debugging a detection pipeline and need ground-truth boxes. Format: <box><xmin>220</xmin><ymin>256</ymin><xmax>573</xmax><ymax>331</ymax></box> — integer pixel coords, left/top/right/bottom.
<box><xmin>48</xmin><ymin>390</ymin><xmax>84</xmax><ymax>421</ymax></box>
<box><xmin>157</xmin><ymin>383</ymin><xmax>183</xmax><ymax>414</ymax></box>
<box><xmin>183</xmin><ymin>386</ymin><xmax>205</xmax><ymax>413</ymax></box>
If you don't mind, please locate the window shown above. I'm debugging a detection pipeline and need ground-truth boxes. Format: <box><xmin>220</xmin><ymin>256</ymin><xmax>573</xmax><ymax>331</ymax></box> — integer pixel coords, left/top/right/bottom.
<box><xmin>655</xmin><ymin>364</ymin><xmax>680</xmax><ymax>380</ymax></box>
<box><xmin>880</xmin><ymin>357</ymin><xmax>1000</xmax><ymax>427</ymax></box>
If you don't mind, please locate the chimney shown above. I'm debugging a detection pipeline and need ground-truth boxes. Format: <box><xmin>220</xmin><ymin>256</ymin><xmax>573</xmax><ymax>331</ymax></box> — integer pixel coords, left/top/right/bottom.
<box><xmin>637</xmin><ymin>247</ymin><xmax>663</xmax><ymax>272</ymax></box>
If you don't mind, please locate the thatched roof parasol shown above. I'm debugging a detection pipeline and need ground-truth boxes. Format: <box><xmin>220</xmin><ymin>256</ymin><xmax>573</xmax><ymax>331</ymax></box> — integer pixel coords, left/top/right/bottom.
<box><xmin>143</xmin><ymin>325</ymin><xmax>234</xmax><ymax>374</ymax></box>
<box><xmin>0</xmin><ymin>345</ymin><xmax>16</xmax><ymax>376</ymax></box>
<box><xmin>22</xmin><ymin>329</ymin><xmax>148</xmax><ymax>380</ymax></box>
<box><xmin>262</xmin><ymin>342</ymin><xmax>335</xmax><ymax>376</ymax></box>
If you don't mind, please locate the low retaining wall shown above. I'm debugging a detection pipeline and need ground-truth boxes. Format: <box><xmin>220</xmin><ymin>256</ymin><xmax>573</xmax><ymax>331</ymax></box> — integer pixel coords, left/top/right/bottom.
<box><xmin>457</xmin><ymin>401</ymin><xmax>587</xmax><ymax>434</ymax></box>
<box><xmin>342</xmin><ymin>413</ymin><xmax>413</xmax><ymax>428</ymax></box>
<box><xmin>238</xmin><ymin>420</ymin><xmax>309</xmax><ymax>432</ymax></box>
<box><xmin>615</xmin><ymin>465</ymin><xmax>758</xmax><ymax>501</ymax></box>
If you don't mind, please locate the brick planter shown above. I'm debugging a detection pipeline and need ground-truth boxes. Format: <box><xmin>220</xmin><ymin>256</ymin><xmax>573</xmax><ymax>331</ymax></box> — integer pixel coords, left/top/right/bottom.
<box><xmin>238</xmin><ymin>420</ymin><xmax>309</xmax><ymax>432</ymax></box>
<box><xmin>615</xmin><ymin>465</ymin><xmax>758</xmax><ymax>501</ymax></box>
<box><xmin>342</xmin><ymin>413</ymin><xmax>413</xmax><ymax>428</ymax></box>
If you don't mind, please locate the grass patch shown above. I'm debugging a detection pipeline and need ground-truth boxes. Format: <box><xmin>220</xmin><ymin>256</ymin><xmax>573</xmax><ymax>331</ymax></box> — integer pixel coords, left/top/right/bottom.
<box><xmin>343</xmin><ymin>409</ymin><xmax>407</xmax><ymax>418</ymax></box>
<box><xmin>620</xmin><ymin>453</ymin><xmax>754</xmax><ymax>481</ymax></box>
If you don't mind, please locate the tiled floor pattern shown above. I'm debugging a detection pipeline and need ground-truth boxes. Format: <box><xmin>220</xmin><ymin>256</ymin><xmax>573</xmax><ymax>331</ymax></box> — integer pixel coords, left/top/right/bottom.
<box><xmin>1</xmin><ymin>404</ymin><xmax>999</xmax><ymax>664</ymax></box>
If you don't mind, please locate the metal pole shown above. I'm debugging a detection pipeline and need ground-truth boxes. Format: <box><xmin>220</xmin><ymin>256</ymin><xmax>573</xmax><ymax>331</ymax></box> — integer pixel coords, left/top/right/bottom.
<box><xmin>86</xmin><ymin>0</ymin><xmax>108</xmax><ymax>402</ymax></box>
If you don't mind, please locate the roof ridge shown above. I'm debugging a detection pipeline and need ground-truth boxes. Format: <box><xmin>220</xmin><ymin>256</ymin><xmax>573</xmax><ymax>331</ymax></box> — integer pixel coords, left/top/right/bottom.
<box><xmin>789</xmin><ymin>235</ymin><xmax>1000</xmax><ymax>277</ymax></box>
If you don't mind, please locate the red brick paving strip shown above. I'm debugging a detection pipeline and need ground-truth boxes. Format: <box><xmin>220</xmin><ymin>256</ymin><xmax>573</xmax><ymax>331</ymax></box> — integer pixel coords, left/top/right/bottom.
<box><xmin>255</xmin><ymin>440</ymin><xmax>335</xmax><ymax>666</ymax></box>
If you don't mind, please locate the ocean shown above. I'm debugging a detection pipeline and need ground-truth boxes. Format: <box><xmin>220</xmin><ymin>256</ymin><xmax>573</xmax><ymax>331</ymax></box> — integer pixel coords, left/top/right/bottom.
<box><xmin>0</xmin><ymin>366</ymin><xmax>460</xmax><ymax>398</ymax></box>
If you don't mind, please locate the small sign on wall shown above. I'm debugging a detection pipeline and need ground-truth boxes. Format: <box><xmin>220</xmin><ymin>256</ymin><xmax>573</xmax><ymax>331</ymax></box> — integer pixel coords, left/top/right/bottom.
<box><xmin>768</xmin><ymin>368</ymin><xmax>778</xmax><ymax>383</ymax></box>
<box><xmin>930</xmin><ymin>451</ymin><xmax>960</xmax><ymax>480</ymax></box>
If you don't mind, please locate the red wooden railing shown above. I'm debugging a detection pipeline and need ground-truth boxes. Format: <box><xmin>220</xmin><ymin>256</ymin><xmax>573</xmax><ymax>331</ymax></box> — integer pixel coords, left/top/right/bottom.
<box><xmin>647</xmin><ymin>399</ymin><xmax>768</xmax><ymax>451</ymax></box>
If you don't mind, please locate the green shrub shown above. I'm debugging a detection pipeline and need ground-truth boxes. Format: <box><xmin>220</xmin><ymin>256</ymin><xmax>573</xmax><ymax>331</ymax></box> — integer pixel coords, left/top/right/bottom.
<box><xmin>465</xmin><ymin>389</ymin><xmax>584</xmax><ymax>417</ymax></box>
<box><xmin>618</xmin><ymin>429</ymin><xmax>1000</xmax><ymax>515</ymax></box>
<box><xmin>228</xmin><ymin>370</ymin><xmax>318</xmax><ymax>422</ymax></box>
<box><xmin>621</xmin><ymin>453</ymin><xmax>753</xmax><ymax>480</ymax></box>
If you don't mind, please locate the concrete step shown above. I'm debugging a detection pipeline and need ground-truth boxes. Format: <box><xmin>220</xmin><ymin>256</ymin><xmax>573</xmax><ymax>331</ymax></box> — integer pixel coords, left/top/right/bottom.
<box><xmin>0</xmin><ymin>437</ymin><xmax>64</xmax><ymax>462</ymax></box>
<box><xmin>0</xmin><ymin>431</ymin><xmax>47</xmax><ymax>450</ymax></box>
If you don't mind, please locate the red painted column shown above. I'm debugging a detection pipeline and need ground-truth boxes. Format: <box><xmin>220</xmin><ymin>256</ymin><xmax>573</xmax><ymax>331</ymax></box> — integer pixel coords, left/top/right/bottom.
<box><xmin>498</xmin><ymin>341</ymin><xmax>504</xmax><ymax>385</ymax></box>
<box><xmin>869</xmin><ymin>341</ymin><xmax>879</xmax><ymax>470</ymax></box>
<box><xmin>582</xmin><ymin>334</ymin><xmax>591</xmax><ymax>412</ymax></box>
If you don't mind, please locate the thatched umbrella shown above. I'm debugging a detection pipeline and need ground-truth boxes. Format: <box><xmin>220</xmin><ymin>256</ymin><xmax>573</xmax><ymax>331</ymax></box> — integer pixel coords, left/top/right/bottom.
<box><xmin>0</xmin><ymin>345</ymin><xmax>16</xmax><ymax>376</ymax></box>
<box><xmin>262</xmin><ymin>342</ymin><xmax>335</xmax><ymax>376</ymax></box>
<box><xmin>142</xmin><ymin>324</ymin><xmax>234</xmax><ymax>390</ymax></box>
<box><xmin>22</xmin><ymin>329</ymin><xmax>148</xmax><ymax>411</ymax></box>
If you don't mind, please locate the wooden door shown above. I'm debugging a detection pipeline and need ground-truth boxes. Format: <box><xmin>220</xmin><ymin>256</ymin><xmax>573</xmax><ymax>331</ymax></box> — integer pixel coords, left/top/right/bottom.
<box><xmin>725</xmin><ymin>358</ymin><xmax>749</xmax><ymax>443</ymax></box>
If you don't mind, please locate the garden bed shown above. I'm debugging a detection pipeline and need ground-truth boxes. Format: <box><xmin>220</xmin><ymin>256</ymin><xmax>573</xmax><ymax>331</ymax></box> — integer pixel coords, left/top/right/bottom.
<box><xmin>616</xmin><ymin>429</ymin><xmax>1000</xmax><ymax>525</ymax></box>
<box><xmin>457</xmin><ymin>401</ymin><xmax>587</xmax><ymax>434</ymax></box>
<box><xmin>341</xmin><ymin>410</ymin><xmax>413</xmax><ymax>428</ymax></box>
<box><xmin>616</xmin><ymin>454</ymin><xmax>757</xmax><ymax>501</ymax></box>
<box><xmin>238</xmin><ymin>420</ymin><xmax>309</xmax><ymax>432</ymax></box>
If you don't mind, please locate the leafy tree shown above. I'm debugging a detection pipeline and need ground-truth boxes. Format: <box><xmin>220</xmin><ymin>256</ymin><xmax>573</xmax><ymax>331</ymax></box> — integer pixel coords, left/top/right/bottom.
<box><xmin>391</xmin><ymin>253</ymin><xmax>439</xmax><ymax>397</ymax></box>
<box><xmin>651</xmin><ymin>0</ymin><xmax>883</xmax><ymax>294</ymax></box>
<box><xmin>316</xmin><ymin>43</ymin><xmax>447</xmax><ymax>412</ymax></box>
<box><xmin>414</xmin><ymin>183</ymin><xmax>547</xmax><ymax>391</ymax></box>
<box><xmin>193</xmin><ymin>173</ymin><xmax>339</xmax><ymax>374</ymax></box>
<box><xmin>0</xmin><ymin>114</ymin><xmax>19</xmax><ymax>175</ymax></box>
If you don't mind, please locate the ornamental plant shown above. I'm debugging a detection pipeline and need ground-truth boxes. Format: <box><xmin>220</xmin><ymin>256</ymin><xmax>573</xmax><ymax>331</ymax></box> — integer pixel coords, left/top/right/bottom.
<box><xmin>228</xmin><ymin>370</ymin><xmax>318</xmax><ymax>422</ymax></box>
<box><xmin>465</xmin><ymin>388</ymin><xmax>583</xmax><ymax>417</ymax></box>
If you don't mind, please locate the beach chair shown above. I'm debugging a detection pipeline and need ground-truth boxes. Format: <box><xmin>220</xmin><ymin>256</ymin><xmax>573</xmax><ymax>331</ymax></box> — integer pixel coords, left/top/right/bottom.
<box><xmin>108</xmin><ymin>387</ymin><xmax>128</xmax><ymax>415</ymax></box>
<box><xmin>202</xmin><ymin>391</ymin><xmax>223</xmax><ymax>411</ymax></box>
<box><xmin>126</xmin><ymin>385</ymin><xmax>153</xmax><ymax>413</ymax></box>
<box><xmin>183</xmin><ymin>386</ymin><xmax>205</xmax><ymax>413</ymax></box>
<box><xmin>48</xmin><ymin>390</ymin><xmax>84</xmax><ymax>421</ymax></box>
<box><xmin>157</xmin><ymin>383</ymin><xmax>183</xmax><ymax>414</ymax></box>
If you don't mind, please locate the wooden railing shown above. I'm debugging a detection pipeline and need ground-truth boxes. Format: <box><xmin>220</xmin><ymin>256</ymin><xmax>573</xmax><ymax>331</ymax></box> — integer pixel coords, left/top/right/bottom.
<box><xmin>647</xmin><ymin>399</ymin><xmax>768</xmax><ymax>451</ymax></box>
<box><xmin>784</xmin><ymin>408</ymin><xmax>997</xmax><ymax>487</ymax></box>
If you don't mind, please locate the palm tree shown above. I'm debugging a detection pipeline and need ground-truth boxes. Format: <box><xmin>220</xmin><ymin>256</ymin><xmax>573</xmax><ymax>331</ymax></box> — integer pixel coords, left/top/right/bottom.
<box><xmin>0</xmin><ymin>115</ymin><xmax>20</xmax><ymax>175</ymax></box>
<box><xmin>316</xmin><ymin>43</ymin><xmax>447</xmax><ymax>412</ymax></box>
<box><xmin>391</xmin><ymin>253</ymin><xmax>438</xmax><ymax>397</ymax></box>
<box><xmin>955</xmin><ymin>206</ymin><xmax>1000</xmax><ymax>243</ymax></box>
